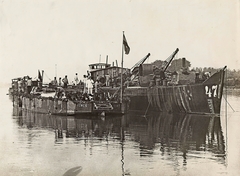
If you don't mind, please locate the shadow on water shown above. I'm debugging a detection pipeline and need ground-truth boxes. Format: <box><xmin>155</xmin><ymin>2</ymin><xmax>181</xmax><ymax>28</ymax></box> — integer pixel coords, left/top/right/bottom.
<box><xmin>13</xmin><ymin>106</ymin><xmax>226</xmax><ymax>175</ymax></box>
<box><xmin>130</xmin><ymin>112</ymin><xmax>225</xmax><ymax>158</ymax></box>
<box><xmin>156</xmin><ymin>113</ymin><xmax>221</xmax><ymax>151</ymax></box>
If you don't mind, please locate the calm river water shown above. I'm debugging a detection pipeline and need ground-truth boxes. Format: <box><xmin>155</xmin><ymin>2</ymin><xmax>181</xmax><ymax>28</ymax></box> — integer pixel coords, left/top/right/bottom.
<box><xmin>0</xmin><ymin>87</ymin><xmax>240</xmax><ymax>176</ymax></box>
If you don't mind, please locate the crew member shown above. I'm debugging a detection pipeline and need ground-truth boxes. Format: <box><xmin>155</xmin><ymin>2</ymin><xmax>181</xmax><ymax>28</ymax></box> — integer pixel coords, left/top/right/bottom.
<box><xmin>62</xmin><ymin>75</ymin><xmax>69</xmax><ymax>88</ymax></box>
<box><xmin>96</xmin><ymin>75</ymin><xmax>100</xmax><ymax>82</ymax></box>
<box><xmin>153</xmin><ymin>66</ymin><xmax>161</xmax><ymax>86</ymax></box>
<box><xmin>160</xmin><ymin>67</ymin><xmax>166</xmax><ymax>80</ymax></box>
<box><xmin>59</xmin><ymin>77</ymin><xmax>62</xmax><ymax>86</ymax></box>
<box><xmin>74</xmin><ymin>73</ymin><xmax>79</xmax><ymax>85</ymax></box>
<box><xmin>86</xmin><ymin>79</ymin><xmax>93</xmax><ymax>95</ymax></box>
<box><xmin>94</xmin><ymin>80</ymin><xmax>99</xmax><ymax>93</ymax></box>
<box><xmin>18</xmin><ymin>78</ymin><xmax>23</xmax><ymax>93</ymax></box>
<box><xmin>105</xmin><ymin>73</ymin><xmax>110</xmax><ymax>86</ymax></box>
<box><xmin>27</xmin><ymin>77</ymin><xmax>32</xmax><ymax>94</ymax></box>
<box><xmin>52</xmin><ymin>77</ymin><xmax>58</xmax><ymax>86</ymax></box>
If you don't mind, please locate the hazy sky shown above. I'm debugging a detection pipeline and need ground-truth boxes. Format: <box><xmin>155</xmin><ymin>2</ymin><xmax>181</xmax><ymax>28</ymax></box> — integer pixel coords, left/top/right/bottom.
<box><xmin>0</xmin><ymin>0</ymin><xmax>239</xmax><ymax>85</ymax></box>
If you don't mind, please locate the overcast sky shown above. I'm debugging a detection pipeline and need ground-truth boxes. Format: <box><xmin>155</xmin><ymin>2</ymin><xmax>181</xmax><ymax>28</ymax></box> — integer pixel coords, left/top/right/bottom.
<box><xmin>0</xmin><ymin>0</ymin><xmax>239</xmax><ymax>85</ymax></box>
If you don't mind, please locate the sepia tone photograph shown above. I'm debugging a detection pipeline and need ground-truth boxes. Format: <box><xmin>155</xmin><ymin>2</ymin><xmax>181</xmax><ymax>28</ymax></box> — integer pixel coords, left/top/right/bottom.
<box><xmin>0</xmin><ymin>0</ymin><xmax>239</xmax><ymax>175</ymax></box>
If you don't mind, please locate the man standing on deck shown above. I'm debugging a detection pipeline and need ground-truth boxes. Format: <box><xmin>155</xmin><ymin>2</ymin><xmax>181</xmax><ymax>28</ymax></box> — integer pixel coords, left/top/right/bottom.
<box><xmin>105</xmin><ymin>73</ymin><xmax>110</xmax><ymax>86</ymax></box>
<box><xmin>62</xmin><ymin>75</ymin><xmax>69</xmax><ymax>88</ymax></box>
<box><xmin>94</xmin><ymin>80</ymin><xmax>99</xmax><ymax>100</ymax></box>
<box><xmin>96</xmin><ymin>75</ymin><xmax>100</xmax><ymax>82</ymax></box>
<box><xmin>160</xmin><ymin>67</ymin><xmax>166</xmax><ymax>81</ymax></box>
<box><xmin>74</xmin><ymin>73</ymin><xmax>79</xmax><ymax>85</ymax></box>
<box><xmin>86</xmin><ymin>79</ymin><xmax>93</xmax><ymax>95</ymax></box>
<box><xmin>59</xmin><ymin>77</ymin><xmax>62</xmax><ymax>86</ymax></box>
<box><xmin>52</xmin><ymin>77</ymin><xmax>58</xmax><ymax>86</ymax></box>
<box><xmin>27</xmin><ymin>77</ymin><xmax>32</xmax><ymax>94</ymax></box>
<box><xmin>94</xmin><ymin>80</ymin><xmax>99</xmax><ymax>93</ymax></box>
<box><xmin>18</xmin><ymin>78</ymin><xmax>23</xmax><ymax>93</ymax></box>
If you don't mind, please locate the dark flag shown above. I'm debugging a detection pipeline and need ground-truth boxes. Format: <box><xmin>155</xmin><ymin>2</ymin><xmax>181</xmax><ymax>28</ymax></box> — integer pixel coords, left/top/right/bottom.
<box><xmin>123</xmin><ymin>34</ymin><xmax>130</xmax><ymax>55</ymax></box>
<box><xmin>38</xmin><ymin>70</ymin><xmax>42</xmax><ymax>82</ymax></box>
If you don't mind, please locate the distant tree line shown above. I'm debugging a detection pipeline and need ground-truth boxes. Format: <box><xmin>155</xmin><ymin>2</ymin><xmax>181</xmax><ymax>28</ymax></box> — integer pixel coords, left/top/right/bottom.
<box><xmin>223</xmin><ymin>69</ymin><xmax>240</xmax><ymax>87</ymax></box>
<box><xmin>190</xmin><ymin>68</ymin><xmax>240</xmax><ymax>88</ymax></box>
<box><xmin>151</xmin><ymin>58</ymin><xmax>240</xmax><ymax>87</ymax></box>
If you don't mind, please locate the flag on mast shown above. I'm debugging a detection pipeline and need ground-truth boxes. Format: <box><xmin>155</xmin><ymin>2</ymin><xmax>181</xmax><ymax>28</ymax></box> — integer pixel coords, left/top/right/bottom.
<box><xmin>123</xmin><ymin>34</ymin><xmax>130</xmax><ymax>55</ymax></box>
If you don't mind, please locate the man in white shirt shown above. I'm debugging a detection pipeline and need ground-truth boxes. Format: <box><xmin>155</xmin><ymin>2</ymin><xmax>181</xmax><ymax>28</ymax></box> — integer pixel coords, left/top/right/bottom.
<box><xmin>74</xmin><ymin>73</ymin><xmax>79</xmax><ymax>85</ymax></box>
<box><xmin>105</xmin><ymin>73</ymin><xmax>110</xmax><ymax>86</ymax></box>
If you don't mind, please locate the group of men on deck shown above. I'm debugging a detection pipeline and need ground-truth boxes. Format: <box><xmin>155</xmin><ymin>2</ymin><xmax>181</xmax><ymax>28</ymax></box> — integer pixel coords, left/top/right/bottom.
<box><xmin>50</xmin><ymin>74</ymin><xmax>79</xmax><ymax>88</ymax></box>
<box><xmin>15</xmin><ymin>76</ymin><xmax>34</xmax><ymax>94</ymax></box>
<box><xmin>150</xmin><ymin>65</ymin><xmax>212</xmax><ymax>86</ymax></box>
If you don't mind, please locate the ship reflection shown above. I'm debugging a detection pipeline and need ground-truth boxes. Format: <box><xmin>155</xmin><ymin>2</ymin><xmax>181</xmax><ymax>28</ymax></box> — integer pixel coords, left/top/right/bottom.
<box><xmin>14</xmin><ymin>107</ymin><xmax>226</xmax><ymax>171</ymax></box>
<box><xmin>17</xmin><ymin>109</ymin><xmax>123</xmax><ymax>142</ymax></box>
<box><xmin>133</xmin><ymin>112</ymin><xmax>226</xmax><ymax>157</ymax></box>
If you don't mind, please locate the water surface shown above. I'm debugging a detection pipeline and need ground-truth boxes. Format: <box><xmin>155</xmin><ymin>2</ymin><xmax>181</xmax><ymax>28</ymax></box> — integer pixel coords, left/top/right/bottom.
<box><xmin>0</xmin><ymin>87</ymin><xmax>240</xmax><ymax>176</ymax></box>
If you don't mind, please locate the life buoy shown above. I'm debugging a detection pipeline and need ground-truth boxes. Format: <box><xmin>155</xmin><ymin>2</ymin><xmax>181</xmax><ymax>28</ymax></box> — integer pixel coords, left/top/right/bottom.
<box><xmin>99</xmin><ymin>76</ymin><xmax>106</xmax><ymax>84</ymax></box>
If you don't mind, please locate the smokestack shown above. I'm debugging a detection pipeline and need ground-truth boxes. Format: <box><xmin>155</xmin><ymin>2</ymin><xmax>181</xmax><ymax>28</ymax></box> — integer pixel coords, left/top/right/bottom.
<box><xmin>182</xmin><ymin>58</ymin><xmax>186</xmax><ymax>68</ymax></box>
<box><xmin>106</xmin><ymin>55</ymin><xmax>108</xmax><ymax>65</ymax></box>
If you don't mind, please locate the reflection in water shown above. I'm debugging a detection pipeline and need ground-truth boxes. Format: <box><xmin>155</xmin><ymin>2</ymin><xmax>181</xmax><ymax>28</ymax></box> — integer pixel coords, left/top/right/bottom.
<box><xmin>143</xmin><ymin>113</ymin><xmax>226</xmax><ymax>156</ymax></box>
<box><xmin>12</xmin><ymin>105</ymin><xmax>22</xmax><ymax>117</ymax></box>
<box><xmin>14</xmin><ymin>107</ymin><xmax>226</xmax><ymax>175</ymax></box>
<box><xmin>18</xmin><ymin>109</ymin><xmax>123</xmax><ymax>144</ymax></box>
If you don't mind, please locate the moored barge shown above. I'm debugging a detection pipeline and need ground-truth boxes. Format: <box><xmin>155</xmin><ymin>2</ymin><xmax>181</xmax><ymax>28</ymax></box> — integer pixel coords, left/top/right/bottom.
<box><xmin>10</xmin><ymin>48</ymin><xmax>226</xmax><ymax>116</ymax></box>
<box><xmin>87</xmin><ymin>48</ymin><xmax>226</xmax><ymax>115</ymax></box>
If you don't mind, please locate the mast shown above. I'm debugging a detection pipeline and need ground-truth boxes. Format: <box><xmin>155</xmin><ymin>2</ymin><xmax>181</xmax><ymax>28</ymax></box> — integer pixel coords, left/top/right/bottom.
<box><xmin>120</xmin><ymin>31</ymin><xmax>130</xmax><ymax>104</ymax></box>
<box><xmin>120</xmin><ymin>32</ymin><xmax>124</xmax><ymax>104</ymax></box>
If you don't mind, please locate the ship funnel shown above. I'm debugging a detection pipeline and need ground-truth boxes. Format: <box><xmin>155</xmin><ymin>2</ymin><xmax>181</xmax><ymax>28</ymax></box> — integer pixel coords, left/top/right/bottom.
<box><xmin>182</xmin><ymin>58</ymin><xmax>186</xmax><ymax>68</ymax></box>
<box><xmin>106</xmin><ymin>55</ymin><xmax>108</xmax><ymax>64</ymax></box>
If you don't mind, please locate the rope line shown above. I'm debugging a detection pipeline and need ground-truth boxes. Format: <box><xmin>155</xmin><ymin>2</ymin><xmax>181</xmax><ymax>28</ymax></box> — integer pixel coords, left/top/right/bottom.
<box><xmin>43</xmin><ymin>72</ymin><xmax>52</xmax><ymax>81</ymax></box>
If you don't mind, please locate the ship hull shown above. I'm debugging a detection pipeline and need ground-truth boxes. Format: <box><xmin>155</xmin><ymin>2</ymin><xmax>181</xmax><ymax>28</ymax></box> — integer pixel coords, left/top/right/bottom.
<box><xmin>124</xmin><ymin>67</ymin><xmax>226</xmax><ymax>115</ymax></box>
<box><xmin>10</xmin><ymin>67</ymin><xmax>226</xmax><ymax>116</ymax></box>
<box><xmin>15</xmin><ymin>96</ymin><xmax>125</xmax><ymax>116</ymax></box>
<box><xmin>125</xmin><ymin>84</ymin><xmax>221</xmax><ymax>114</ymax></box>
